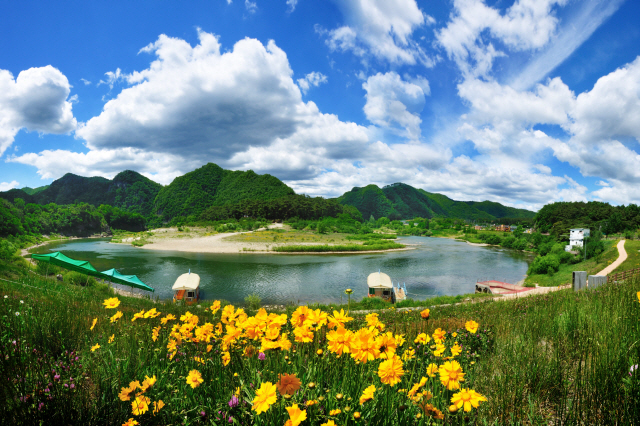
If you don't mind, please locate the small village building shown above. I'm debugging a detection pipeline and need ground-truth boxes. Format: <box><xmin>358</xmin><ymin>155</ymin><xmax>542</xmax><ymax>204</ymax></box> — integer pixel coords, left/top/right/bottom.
<box><xmin>565</xmin><ymin>228</ymin><xmax>590</xmax><ymax>252</ymax></box>
<box><xmin>496</xmin><ymin>224</ymin><xmax>510</xmax><ymax>232</ymax></box>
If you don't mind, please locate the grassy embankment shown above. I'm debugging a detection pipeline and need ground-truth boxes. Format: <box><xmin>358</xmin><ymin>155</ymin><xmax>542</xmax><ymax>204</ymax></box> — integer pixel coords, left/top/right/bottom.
<box><xmin>229</xmin><ymin>228</ymin><xmax>405</xmax><ymax>252</ymax></box>
<box><xmin>1</xmin><ymin>257</ymin><xmax>639</xmax><ymax>425</ymax></box>
<box><xmin>524</xmin><ymin>239</ymin><xmax>619</xmax><ymax>287</ymax></box>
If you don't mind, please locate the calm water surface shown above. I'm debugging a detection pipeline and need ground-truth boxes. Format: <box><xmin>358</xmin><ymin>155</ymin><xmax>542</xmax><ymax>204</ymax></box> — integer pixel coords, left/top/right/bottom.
<box><xmin>32</xmin><ymin>237</ymin><xmax>533</xmax><ymax>304</ymax></box>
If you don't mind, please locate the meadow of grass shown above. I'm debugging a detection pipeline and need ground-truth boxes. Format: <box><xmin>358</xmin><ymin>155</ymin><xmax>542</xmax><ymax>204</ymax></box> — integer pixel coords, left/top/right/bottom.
<box><xmin>227</xmin><ymin>229</ymin><xmax>355</xmax><ymax>245</ymax></box>
<box><xmin>613</xmin><ymin>240</ymin><xmax>640</xmax><ymax>273</ymax></box>
<box><xmin>1</xmin><ymin>269</ymin><xmax>639</xmax><ymax>425</ymax></box>
<box><xmin>524</xmin><ymin>239</ymin><xmax>619</xmax><ymax>287</ymax></box>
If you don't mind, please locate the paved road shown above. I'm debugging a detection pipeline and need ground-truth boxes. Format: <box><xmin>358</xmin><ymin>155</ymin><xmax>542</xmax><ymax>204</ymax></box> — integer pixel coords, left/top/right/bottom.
<box><xmin>596</xmin><ymin>239</ymin><xmax>627</xmax><ymax>276</ymax></box>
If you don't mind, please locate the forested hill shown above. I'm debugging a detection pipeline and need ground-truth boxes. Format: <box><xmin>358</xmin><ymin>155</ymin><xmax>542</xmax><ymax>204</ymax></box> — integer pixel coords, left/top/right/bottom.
<box><xmin>0</xmin><ymin>171</ymin><xmax>162</xmax><ymax>217</ymax></box>
<box><xmin>152</xmin><ymin>163</ymin><xmax>295</xmax><ymax>223</ymax></box>
<box><xmin>336</xmin><ymin>183</ymin><xmax>536</xmax><ymax>221</ymax></box>
<box><xmin>535</xmin><ymin>201</ymin><xmax>640</xmax><ymax>236</ymax></box>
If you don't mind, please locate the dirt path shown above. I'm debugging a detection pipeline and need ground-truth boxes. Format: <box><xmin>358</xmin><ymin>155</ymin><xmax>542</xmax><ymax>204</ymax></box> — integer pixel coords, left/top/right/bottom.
<box><xmin>596</xmin><ymin>239</ymin><xmax>627</xmax><ymax>276</ymax></box>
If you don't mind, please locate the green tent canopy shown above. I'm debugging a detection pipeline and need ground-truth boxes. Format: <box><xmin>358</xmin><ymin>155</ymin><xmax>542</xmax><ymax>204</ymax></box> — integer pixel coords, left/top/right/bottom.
<box><xmin>31</xmin><ymin>252</ymin><xmax>102</xmax><ymax>277</ymax></box>
<box><xmin>100</xmin><ymin>268</ymin><xmax>154</xmax><ymax>293</ymax></box>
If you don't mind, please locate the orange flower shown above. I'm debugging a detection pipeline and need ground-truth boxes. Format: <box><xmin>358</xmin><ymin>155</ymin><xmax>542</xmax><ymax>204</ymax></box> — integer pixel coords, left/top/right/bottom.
<box><xmin>378</xmin><ymin>355</ymin><xmax>404</xmax><ymax>386</ymax></box>
<box><xmin>222</xmin><ymin>351</ymin><xmax>231</xmax><ymax>366</ymax></box>
<box><xmin>420</xmin><ymin>309</ymin><xmax>430</xmax><ymax>319</ymax></box>
<box><xmin>438</xmin><ymin>360</ymin><xmax>465</xmax><ymax>390</ymax></box>
<box><xmin>432</xmin><ymin>328</ymin><xmax>446</xmax><ymax>343</ymax></box>
<box><xmin>152</xmin><ymin>400</ymin><xmax>165</xmax><ymax>415</ymax></box>
<box><xmin>122</xmin><ymin>418</ymin><xmax>139</xmax><ymax>426</ymax></box>
<box><xmin>277</xmin><ymin>373</ymin><xmax>302</xmax><ymax>396</ymax></box>
<box><xmin>91</xmin><ymin>343</ymin><xmax>100</xmax><ymax>352</ymax></box>
<box><xmin>210</xmin><ymin>300</ymin><xmax>221</xmax><ymax>314</ymax></box>
<box><xmin>359</xmin><ymin>385</ymin><xmax>376</xmax><ymax>404</ymax></box>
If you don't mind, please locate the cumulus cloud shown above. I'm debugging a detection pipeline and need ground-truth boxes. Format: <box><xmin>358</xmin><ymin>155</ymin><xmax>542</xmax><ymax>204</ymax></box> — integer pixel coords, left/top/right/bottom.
<box><xmin>9</xmin><ymin>148</ymin><xmax>193</xmax><ymax>185</ymax></box>
<box><xmin>0</xmin><ymin>65</ymin><xmax>77</xmax><ymax>157</ymax></box>
<box><xmin>297</xmin><ymin>72</ymin><xmax>327</xmax><ymax>94</ymax></box>
<box><xmin>437</xmin><ymin>0</ymin><xmax>566</xmax><ymax>78</ymax></box>
<box><xmin>363</xmin><ymin>72</ymin><xmax>427</xmax><ymax>140</ymax></box>
<box><xmin>320</xmin><ymin>0</ymin><xmax>433</xmax><ymax>66</ymax></box>
<box><xmin>245</xmin><ymin>0</ymin><xmax>257</xmax><ymax>13</ymax></box>
<box><xmin>0</xmin><ymin>180</ymin><xmax>19</xmax><ymax>191</ymax></box>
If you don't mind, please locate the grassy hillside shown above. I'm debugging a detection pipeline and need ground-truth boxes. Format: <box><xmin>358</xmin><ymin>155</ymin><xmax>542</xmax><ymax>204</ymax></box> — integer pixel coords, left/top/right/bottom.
<box><xmin>337</xmin><ymin>183</ymin><xmax>535</xmax><ymax>221</ymax></box>
<box><xmin>152</xmin><ymin>163</ymin><xmax>295</xmax><ymax>223</ymax></box>
<box><xmin>20</xmin><ymin>185</ymin><xmax>49</xmax><ymax>195</ymax></box>
<box><xmin>336</xmin><ymin>184</ymin><xmax>398</xmax><ymax>220</ymax></box>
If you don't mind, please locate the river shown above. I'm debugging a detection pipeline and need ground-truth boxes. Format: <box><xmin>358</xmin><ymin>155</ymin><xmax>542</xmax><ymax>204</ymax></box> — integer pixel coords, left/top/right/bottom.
<box><xmin>31</xmin><ymin>236</ymin><xmax>533</xmax><ymax>304</ymax></box>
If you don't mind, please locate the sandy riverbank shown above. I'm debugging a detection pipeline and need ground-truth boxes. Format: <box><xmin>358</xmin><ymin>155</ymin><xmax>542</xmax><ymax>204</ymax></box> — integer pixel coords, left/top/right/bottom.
<box><xmin>124</xmin><ymin>224</ymin><xmax>414</xmax><ymax>254</ymax></box>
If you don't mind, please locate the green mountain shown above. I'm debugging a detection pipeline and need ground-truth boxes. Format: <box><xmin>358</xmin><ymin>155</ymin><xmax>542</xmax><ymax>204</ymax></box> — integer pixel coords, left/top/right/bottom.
<box><xmin>21</xmin><ymin>185</ymin><xmax>49</xmax><ymax>195</ymax></box>
<box><xmin>152</xmin><ymin>163</ymin><xmax>295</xmax><ymax>222</ymax></box>
<box><xmin>0</xmin><ymin>171</ymin><xmax>162</xmax><ymax>217</ymax></box>
<box><xmin>337</xmin><ymin>183</ymin><xmax>535</xmax><ymax>221</ymax></box>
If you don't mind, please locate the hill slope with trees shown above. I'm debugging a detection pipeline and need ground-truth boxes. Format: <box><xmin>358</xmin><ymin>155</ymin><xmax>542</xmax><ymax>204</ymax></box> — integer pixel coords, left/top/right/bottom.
<box><xmin>337</xmin><ymin>183</ymin><xmax>535</xmax><ymax>221</ymax></box>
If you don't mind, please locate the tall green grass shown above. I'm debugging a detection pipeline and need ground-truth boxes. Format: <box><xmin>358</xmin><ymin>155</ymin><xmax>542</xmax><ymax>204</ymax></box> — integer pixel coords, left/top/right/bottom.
<box><xmin>1</xmin><ymin>273</ymin><xmax>639</xmax><ymax>424</ymax></box>
<box><xmin>273</xmin><ymin>242</ymin><xmax>405</xmax><ymax>252</ymax></box>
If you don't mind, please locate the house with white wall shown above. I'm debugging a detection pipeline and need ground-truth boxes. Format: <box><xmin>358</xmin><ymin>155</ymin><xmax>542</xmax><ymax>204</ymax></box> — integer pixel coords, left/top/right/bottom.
<box><xmin>565</xmin><ymin>228</ymin><xmax>590</xmax><ymax>252</ymax></box>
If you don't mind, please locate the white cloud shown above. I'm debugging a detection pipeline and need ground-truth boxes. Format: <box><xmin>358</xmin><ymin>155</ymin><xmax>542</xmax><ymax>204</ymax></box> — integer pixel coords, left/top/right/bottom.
<box><xmin>363</xmin><ymin>72</ymin><xmax>427</xmax><ymax>140</ymax></box>
<box><xmin>297</xmin><ymin>72</ymin><xmax>327</xmax><ymax>94</ymax></box>
<box><xmin>437</xmin><ymin>0</ymin><xmax>567</xmax><ymax>78</ymax></box>
<box><xmin>98</xmin><ymin>68</ymin><xmax>125</xmax><ymax>89</ymax></box>
<box><xmin>0</xmin><ymin>180</ymin><xmax>19</xmax><ymax>191</ymax></box>
<box><xmin>245</xmin><ymin>0</ymin><xmax>257</xmax><ymax>13</ymax></box>
<box><xmin>322</xmin><ymin>0</ymin><xmax>433</xmax><ymax>66</ymax></box>
<box><xmin>286</xmin><ymin>0</ymin><xmax>298</xmax><ymax>13</ymax></box>
<box><xmin>80</xmin><ymin>78</ymin><xmax>91</xmax><ymax>85</ymax></box>
<box><xmin>9</xmin><ymin>148</ymin><xmax>192</xmax><ymax>185</ymax></box>
<box><xmin>510</xmin><ymin>0</ymin><xmax>624</xmax><ymax>90</ymax></box>
<box><xmin>569</xmin><ymin>56</ymin><xmax>640</xmax><ymax>145</ymax></box>
<box><xmin>0</xmin><ymin>65</ymin><xmax>77</xmax><ymax>157</ymax></box>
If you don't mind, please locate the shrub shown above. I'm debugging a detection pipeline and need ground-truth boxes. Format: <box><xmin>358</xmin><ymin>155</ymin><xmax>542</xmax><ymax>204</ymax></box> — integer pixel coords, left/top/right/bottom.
<box><xmin>66</xmin><ymin>271</ymin><xmax>97</xmax><ymax>287</ymax></box>
<box><xmin>245</xmin><ymin>293</ymin><xmax>261</xmax><ymax>311</ymax></box>
<box><xmin>528</xmin><ymin>254</ymin><xmax>560</xmax><ymax>275</ymax></box>
<box><xmin>0</xmin><ymin>240</ymin><xmax>17</xmax><ymax>260</ymax></box>
<box><xmin>358</xmin><ymin>296</ymin><xmax>390</xmax><ymax>310</ymax></box>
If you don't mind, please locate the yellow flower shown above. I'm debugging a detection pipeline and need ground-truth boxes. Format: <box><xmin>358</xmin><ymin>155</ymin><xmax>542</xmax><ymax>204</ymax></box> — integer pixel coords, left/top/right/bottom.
<box><xmin>118</xmin><ymin>382</ymin><xmax>138</xmax><ymax>401</ymax></box>
<box><xmin>322</xmin><ymin>421</ymin><xmax>337</xmax><ymax>426</ymax></box>
<box><xmin>451</xmin><ymin>388</ymin><xmax>487</xmax><ymax>412</ymax></box>
<box><xmin>327</xmin><ymin>327</ymin><xmax>354</xmax><ymax>356</ymax></box>
<box><xmin>210</xmin><ymin>300</ymin><xmax>221</xmax><ymax>314</ymax></box>
<box><xmin>91</xmin><ymin>343</ymin><xmax>100</xmax><ymax>352</ymax></box>
<box><xmin>207</xmin><ymin>344</ymin><xmax>213</xmax><ymax>352</ymax></box>
<box><xmin>252</xmin><ymin>382</ymin><xmax>277</xmax><ymax>414</ymax></box>
<box><xmin>439</xmin><ymin>360</ymin><xmax>465</xmax><ymax>390</ymax></box>
<box><xmin>108</xmin><ymin>334</ymin><xmax>115</xmax><ymax>343</ymax></box>
<box><xmin>359</xmin><ymin>385</ymin><xmax>376</xmax><ymax>404</ymax></box>
<box><xmin>291</xmin><ymin>306</ymin><xmax>311</xmax><ymax>328</ymax></box>
<box><xmin>160</xmin><ymin>314</ymin><xmax>176</xmax><ymax>325</ymax></box>
<box><xmin>394</xmin><ymin>334</ymin><xmax>406</xmax><ymax>347</ymax></box>
<box><xmin>329</xmin><ymin>409</ymin><xmax>342</xmax><ymax>415</ymax></box>
<box><xmin>402</xmin><ymin>348</ymin><xmax>415</xmax><ymax>361</ymax></box>
<box><xmin>376</xmin><ymin>332</ymin><xmax>398</xmax><ymax>359</ymax></box>
<box><xmin>432</xmin><ymin>328</ymin><xmax>446</xmax><ymax>343</ymax></box>
<box><xmin>408</xmin><ymin>377</ymin><xmax>428</xmax><ymax>397</ymax></box>
<box><xmin>90</xmin><ymin>318</ymin><xmax>97</xmax><ymax>330</ymax></box>
<box><xmin>131</xmin><ymin>310</ymin><xmax>145</xmax><ymax>322</ymax></box>
<box><xmin>277</xmin><ymin>373</ymin><xmax>301</xmax><ymax>396</ymax></box>
<box><xmin>451</xmin><ymin>343</ymin><xmax>462</xmax><ymax>357</ymax></box>
<box><xmin>452</xmin><ymin>332</ymin><xmax>458</xmax><ymax>338</ymax></box>
<box><xmin>426</xmin><ymin>363</ymin><xmax>439</xmax><ymax>378</ymax></box>
<box><xmin>222</xmin><ymin>351</ymin><xmax>231</xmax><ymax>366</ymax></box>
<box><xmin>420</xmin><ymin>403</ymin><xmax>444</xmax><ymax>420</ymax></box>
<box><xmin>110</xmin><ymin>311</ymin><xmax>123</xmax><ymax>323</ymax></box>
<box><xmin>151</xmin><ymin>326</ymin><xmax>161</xmax><ymax>342</ymax></box>
<box><xmin>122</xmin><ymin>418</ymin><xmax>139</xmax><ymax>426</ymax></box>
<box><xmin>465</xmin><ymin>320</ymin><xmax>479</xmax><ymax>334</ymax></box>
<box><xmin>637</xmin><ymin>291</ymin><xmax>640</xmax><ymax>303</ymax></box>
<box><xmin>103</xmin><ymin>297</ymin><xmax>120</xmax><ymax>309</ymax></box>
<box><xmin>327</xmin><ymin>308</ymin><xmax>353</xmax><ymax>329</ymax></box>
<box><xmin>414</xmin><ymin>333</ymin><xmax>430</xmax><ymax>344</ymax></box>
<box><xmin>143</xmin><ymin>308</ymin><xmax>161</xmax><ymax>318</ymax></box>
<box><xmin>140</xmin><ymin>375</ymin><xmax>156</xmax><ymax>392</ymax></box>
<box><xmin>433</xmin><ymin>343</ymin><xmax>446</xmax><ymax>357</ymax></box>
<box><xmin>420</xmin><ymin>309</ymin><xmax>430</xmax><ymax>319</ymax></box>
<box><xmin>152</xmin><ymin>400</ymin><xmax>165</xmax><ymax>415</ymax></box>
<box><xmin>378</xmin><ymin>355</ymin><xmax>404</xmax><ymax>386</ymax></box>
<box><xmin>131</xmin><ymin>395</ymin><xmax>150</xmax><ymax>415</ymax></box>
<box><xmin>285</xmin><ymin>404</ymin><xmax>307</xmax><ymax>426</ymax></box>
<box><xmin>186</xmin><ymin>370</ymin><xmax>204</xmax><ymax>388</ymax></box>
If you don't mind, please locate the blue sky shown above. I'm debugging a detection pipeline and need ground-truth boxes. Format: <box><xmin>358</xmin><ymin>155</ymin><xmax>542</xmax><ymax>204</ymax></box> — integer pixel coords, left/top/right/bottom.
<box><xmin>1</xmin><ymin>0</ymin><xmax>640</xmax><ymax>211</ymax></box>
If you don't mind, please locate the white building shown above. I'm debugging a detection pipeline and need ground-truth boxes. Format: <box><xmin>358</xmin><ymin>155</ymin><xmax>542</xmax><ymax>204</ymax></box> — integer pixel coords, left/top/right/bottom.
<box><xmin>565</xmin><ymin>228</ymin><xmax>590</xmax><ymax>252</ymax></box>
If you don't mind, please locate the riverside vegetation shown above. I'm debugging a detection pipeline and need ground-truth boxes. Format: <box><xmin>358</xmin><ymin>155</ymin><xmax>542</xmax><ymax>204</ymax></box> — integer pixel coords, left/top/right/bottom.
<box><xmin>1</xmin><ymin>266</ymin><xmax>639</xmax><ymax>425</ymax></box>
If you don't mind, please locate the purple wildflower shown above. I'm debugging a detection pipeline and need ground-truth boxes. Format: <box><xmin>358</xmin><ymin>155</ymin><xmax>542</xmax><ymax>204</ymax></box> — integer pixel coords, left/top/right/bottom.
<box><xmin>258</xmin><ymin>352</ymin><xmax>266</xmax><ymax>360</ymax></box>
<box><xmin>228</xmin><ymin>395</ymin><xmax>239</xmax><ymax>408</ymax></box>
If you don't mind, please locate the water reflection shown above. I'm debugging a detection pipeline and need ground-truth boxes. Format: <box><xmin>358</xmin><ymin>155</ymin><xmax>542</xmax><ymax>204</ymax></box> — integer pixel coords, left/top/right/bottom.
<box><xmin>32</xmin><ymin>236</ymin><xmax>533</xmax><ymax>304</ymax></box>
